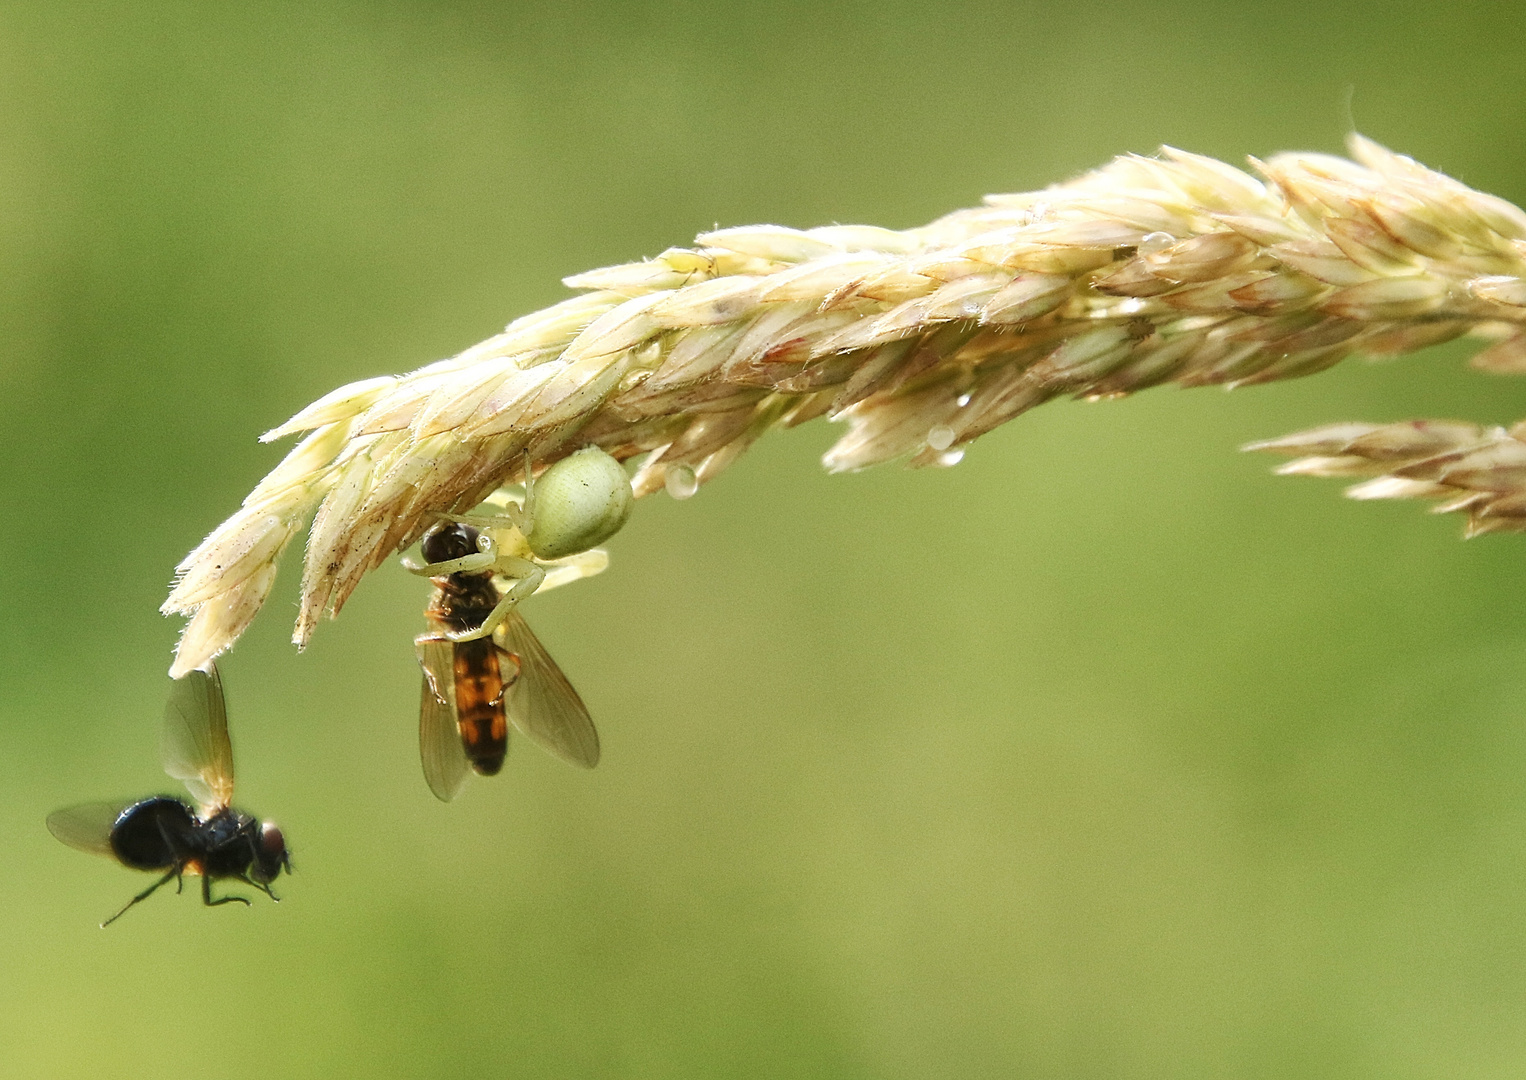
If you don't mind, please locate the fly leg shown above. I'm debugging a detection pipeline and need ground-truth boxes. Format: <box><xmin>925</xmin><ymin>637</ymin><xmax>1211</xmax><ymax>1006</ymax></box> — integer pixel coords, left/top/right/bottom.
<box><xmin>230</xmin><ymin>834</ymin><xmax>282</xmax><ymax>903</ymax></box>
<box><xmin>151</xmin><ymin>817</ymin><xmax>188</xmax><ymax>897</ymax></box>
<box><xmin>415</xmin><ymin>634</ymin><xmax>452</xmax><ymax>704</ymax></box>
<box><xmin>443</xmin><ymin>556</ymin><xmax>544</xmax><ymax>643</ymax></box>
<box><xmin>493</xmin><ymin>646</ymin><xmax>521</xmax><ymax>702</ymax></box>
<box><xmin>200</xmin><ymin>874</ymin><xmax>251</xmax><ymax>909</ymax></box>
<box><xmin>235</xmin><ymin>873</ymin><xmax>280</xmax><ymax>902</ymax></box>
<box><xmin>101</xmin><ymin>868</ymin><xmax>180</xmax><ymax>928</ymax></box>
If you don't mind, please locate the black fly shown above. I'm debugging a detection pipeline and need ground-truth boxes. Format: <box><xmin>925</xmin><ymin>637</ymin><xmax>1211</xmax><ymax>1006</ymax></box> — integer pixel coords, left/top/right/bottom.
<box><xmin>47</xmin><ymin>664</ymin><xmax>290</xmax><ymax>926</ymax></box>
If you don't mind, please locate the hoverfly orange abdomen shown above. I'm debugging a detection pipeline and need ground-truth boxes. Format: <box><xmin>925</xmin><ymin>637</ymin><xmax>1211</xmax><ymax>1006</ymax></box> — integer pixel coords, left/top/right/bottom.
<box><xmin>449</xmin><ymin>636</ymin><xmax>511</xmax><ymax>776</ymax></box>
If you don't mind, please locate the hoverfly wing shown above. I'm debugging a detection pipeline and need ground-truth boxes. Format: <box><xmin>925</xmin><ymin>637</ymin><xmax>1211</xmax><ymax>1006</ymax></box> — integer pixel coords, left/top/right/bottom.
<box><xmin>417</xmin><ymin>637</ymin><xmax>472</xmax><ymax>802</ymax></box>
<box><xmin>496</xmin><ymin>609</ymin><xmax>600</xmax><ymax>768</ymax></box>
<box><xmin>160</xmin><ymin>664</ymin><xmax>235</xmax><ymax>814</ymax></box>
<box><xmin>46</xmin><ymin>801</ymin><xmax>130</xmax><ymax>859</ymax></box>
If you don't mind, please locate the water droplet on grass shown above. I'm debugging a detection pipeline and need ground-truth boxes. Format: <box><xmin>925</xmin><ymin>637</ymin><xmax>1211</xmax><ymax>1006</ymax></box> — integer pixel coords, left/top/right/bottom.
<box><xmin>665</xmin><ymin>465</ymin><xmax>699</xmax><ymax>500</ymax></box>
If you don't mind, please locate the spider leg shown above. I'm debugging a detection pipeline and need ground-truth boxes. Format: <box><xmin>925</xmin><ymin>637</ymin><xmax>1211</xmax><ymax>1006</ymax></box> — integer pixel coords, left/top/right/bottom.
<box><xmin>444</xmin><ymin>558</ymin><xmax>544</xmax><ymax>642</ymax></box>
<box><xmin>515</xmin><ymin>451</ymin><xmax>536</xmax><ymax>535</ymax></box>
<box><xmin>401</xmin><ymin>529</ymin><xmax>499</xmax><ymax>576</ymax></box>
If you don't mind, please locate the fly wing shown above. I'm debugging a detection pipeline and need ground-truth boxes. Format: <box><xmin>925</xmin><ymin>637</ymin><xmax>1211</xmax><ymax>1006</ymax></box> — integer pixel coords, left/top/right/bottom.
<box><xmin>46</xmin><ymin>801</ymin><xmax>129</xmax><ymax>858</ymax></box>
<box><xmin>496</xmin><ymin>610</ymin><xmax>600</xmax><ymax>768</ymax></box>
<box><xmin>417</xmin><ymin>637</ymin><xmax>471</xmax><ymax>802</ymax></box>
<box><xmin>160</xmin><ymin>665</ymin><xmax>235</xmax><ymax>814</ymax></box>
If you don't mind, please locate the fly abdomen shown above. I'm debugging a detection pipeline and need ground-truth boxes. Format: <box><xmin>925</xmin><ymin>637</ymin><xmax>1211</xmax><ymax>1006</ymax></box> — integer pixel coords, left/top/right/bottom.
<box><xmin>109</xmin><ymin>797</ymin><xmax>198</xmax><ymax>871</ymax></box>
<box><xmin>452</xmin><ymin>637</ymin><xmax>509</xmax><ymax>775</ymax></box>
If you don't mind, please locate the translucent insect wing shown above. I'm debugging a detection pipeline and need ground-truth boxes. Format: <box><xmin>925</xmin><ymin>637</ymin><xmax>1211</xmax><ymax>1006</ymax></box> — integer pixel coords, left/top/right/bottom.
<box><xmin>46</xmin><ymin>802</ymin><xmax>129</xmax><ymax>858</ymax></box>
<box><xmin>417</xmin><ymin>638</ymin><xmax>472</xmax><ymax>801</ymax></box>
<box><xmin>496</xmin><ymin>610</ymin><xmax>600</xmax><ymax>768</ymax></box>
<box><xmin>160</xmin><ymin>665</ymin><xmax>235</xmax><ymax>813</ymax></box>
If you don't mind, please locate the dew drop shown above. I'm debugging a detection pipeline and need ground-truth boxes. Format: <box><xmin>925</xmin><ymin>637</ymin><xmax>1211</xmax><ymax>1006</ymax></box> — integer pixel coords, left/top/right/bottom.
<box><xmin>665</xmin><ymin>465</ymin><xmax>699</xmax><ymax>500</ymax></box>
<box><xmin>1139</xmin><ymin>231</ymin><xmax>1175</xmax><ymax>254</ymax></box>
<box><xmin>937</xmin><ymin>449</ymin><xmax>965</xmax><ymax>467</ymax></box>
<box><xmin>926</xmin><ymin>425</ymin><xmax>955</xmax><ymax>451</ymax></box>
<box><xmin>956</xmin><ymin>393</ymin><xmax>972</xmax><ymax>408</ymax></box>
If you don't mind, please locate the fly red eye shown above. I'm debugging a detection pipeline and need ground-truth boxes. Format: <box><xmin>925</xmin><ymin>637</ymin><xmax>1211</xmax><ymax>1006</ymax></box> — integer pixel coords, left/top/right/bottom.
<box><xmin>253</xmin><ymin>821</ymin><xmax>289</xmax><ymax>883</ymax></box>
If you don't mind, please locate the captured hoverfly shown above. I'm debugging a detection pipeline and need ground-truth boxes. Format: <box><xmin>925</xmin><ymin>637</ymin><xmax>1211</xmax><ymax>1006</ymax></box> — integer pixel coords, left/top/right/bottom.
<box><xmin>405</xmin><ymin>447</ymin><xmax>630</xmax><ymax>801</ymax></box>
<box><xmin>47</xmin><ymin>664</ymin><xmax>290</xmax><ymax>926</ymax></box>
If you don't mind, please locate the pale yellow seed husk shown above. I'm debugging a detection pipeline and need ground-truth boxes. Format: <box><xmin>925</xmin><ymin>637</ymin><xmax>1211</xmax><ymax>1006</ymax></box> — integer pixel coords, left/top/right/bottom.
<box><xmin>164</xmin><ymin>135</ymin><xmax>1526</xmax><ymax>675</ymax></box>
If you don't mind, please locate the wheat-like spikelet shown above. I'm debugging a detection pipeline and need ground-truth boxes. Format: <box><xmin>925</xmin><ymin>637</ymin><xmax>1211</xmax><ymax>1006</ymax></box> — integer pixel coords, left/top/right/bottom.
<box><xmin>162</xmin><ymin>134</ymin><xmax>1526</xmax><ymax>676</ymax></box>
<box><xmin>1246</xmin><ymin>419</ymin><xmax>1526</xmax><ymax>535</ymax></box>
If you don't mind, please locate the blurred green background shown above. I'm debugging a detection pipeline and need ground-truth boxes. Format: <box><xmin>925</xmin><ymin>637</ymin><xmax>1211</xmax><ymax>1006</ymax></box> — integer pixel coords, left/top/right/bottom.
<box><xmin>4</xmin><ymin>1</ymin><xmax>1526</xmax><ymax>1076</ymax></box>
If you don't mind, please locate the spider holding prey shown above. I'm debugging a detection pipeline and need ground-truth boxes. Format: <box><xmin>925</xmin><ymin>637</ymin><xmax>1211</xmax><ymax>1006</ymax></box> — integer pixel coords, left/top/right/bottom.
<box><xmin>403</xmin><ymin>447</ymin><xmax>633</xmax><ymax>800</ymax></box>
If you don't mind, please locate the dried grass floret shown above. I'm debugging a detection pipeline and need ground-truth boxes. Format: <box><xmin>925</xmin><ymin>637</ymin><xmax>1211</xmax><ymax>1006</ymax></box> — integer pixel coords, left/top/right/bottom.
<box><xmin>1247</xmin><ymin>419</ymin><xmax>1526</xmax><ymax>536</ymax></box>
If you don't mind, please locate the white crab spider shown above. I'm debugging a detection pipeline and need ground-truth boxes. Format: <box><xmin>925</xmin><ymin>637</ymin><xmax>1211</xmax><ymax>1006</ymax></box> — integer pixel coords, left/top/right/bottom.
<box><xmin>402</xmin><ymin>446</ymin><xmax>633</xmax><ymax>643</ymax></box>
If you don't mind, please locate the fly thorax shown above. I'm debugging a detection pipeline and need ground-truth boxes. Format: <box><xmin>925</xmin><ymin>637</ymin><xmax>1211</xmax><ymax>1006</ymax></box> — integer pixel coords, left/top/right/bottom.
<box><xmin>437</xmin><ymin>573</ymin><xmax>501</xmax><ymax>632</ymax></box>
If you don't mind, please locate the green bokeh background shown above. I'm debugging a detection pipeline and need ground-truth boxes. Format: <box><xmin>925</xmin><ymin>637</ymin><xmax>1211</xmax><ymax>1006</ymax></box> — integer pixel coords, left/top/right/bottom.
<box><xmin>5</xmin><ymin>2</ymin><xmax>1526</xmax><ymax>1076</ymax></box>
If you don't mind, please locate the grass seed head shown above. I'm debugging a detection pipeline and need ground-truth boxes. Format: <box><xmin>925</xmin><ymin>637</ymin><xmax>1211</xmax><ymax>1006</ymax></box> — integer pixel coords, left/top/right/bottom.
<box><xmin>165</xmin><ymin>136</ymin><xmax>1526</xmax><ymax>674</ymax></box>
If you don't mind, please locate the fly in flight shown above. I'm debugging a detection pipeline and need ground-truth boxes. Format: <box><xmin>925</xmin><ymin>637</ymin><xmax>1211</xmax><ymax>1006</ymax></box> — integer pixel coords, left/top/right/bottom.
<box><xmin>47</xmin><ymin>665</ymin><xmax>290</xmax><ymax>926</ymax></box>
